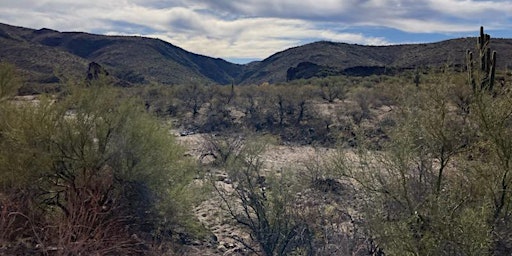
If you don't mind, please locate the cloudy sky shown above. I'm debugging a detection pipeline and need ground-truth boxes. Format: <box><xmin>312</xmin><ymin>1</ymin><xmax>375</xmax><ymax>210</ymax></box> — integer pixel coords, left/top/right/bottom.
<box><xmin>1</xmin><ymin>0</ymin><xmax>512</xmax><ymax>63</ymax></box>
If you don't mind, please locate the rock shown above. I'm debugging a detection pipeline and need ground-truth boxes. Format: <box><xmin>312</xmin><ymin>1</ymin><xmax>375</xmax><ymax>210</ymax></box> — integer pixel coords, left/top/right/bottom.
<box><xmin>86</xmin><ymin>62</ymin><xmax>109</xmax><ymax>81</ymax></box>
<box><xmin>224</xmin><ymin>242</ymin><xmax>236</xmax><ymax>249</ymax></box>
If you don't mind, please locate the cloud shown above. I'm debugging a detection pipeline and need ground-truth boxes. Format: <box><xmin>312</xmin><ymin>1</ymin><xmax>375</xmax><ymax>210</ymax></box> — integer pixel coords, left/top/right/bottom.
<box><xmin>427</xmin><ymin>0</ymin><xmax>512</xmax><ymax>18</ymax></box>
<box><xmin>0</xmin><ymin>0</ymin><xmax>511</xmax><ymax>61</ymax></box>
<box><xmin>191</xmin><ymin>0</ymin><xmax>512</xmax><ymax>31</ymax></box>
<box><xmin>108</xmin><ymin>16</ymin><xmax>389</xmax><ymax>59</ymax></box>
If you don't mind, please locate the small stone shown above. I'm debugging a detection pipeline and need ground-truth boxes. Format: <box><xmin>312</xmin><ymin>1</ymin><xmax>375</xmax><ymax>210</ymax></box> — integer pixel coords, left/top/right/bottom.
<box><xmin>224</xmin><ymin>243</ymin><xmax>236</xmax><ymax>249</ymax></box>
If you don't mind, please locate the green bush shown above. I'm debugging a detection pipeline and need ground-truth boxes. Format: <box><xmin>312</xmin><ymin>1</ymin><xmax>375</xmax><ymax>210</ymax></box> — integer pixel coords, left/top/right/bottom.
<box><xmin>331</xmin><ymin>71</ymin><xmax>501</xmax><ymax>255</ymax></box>
<box><xmin>0</xmin><ymin>62</ymin><xmax>20</xmax><ymax>102</ymax></box>
<box><xmin>0</xmin><ymin>74</ymin><xmax>197</xmax><ymax>254</ymax></box>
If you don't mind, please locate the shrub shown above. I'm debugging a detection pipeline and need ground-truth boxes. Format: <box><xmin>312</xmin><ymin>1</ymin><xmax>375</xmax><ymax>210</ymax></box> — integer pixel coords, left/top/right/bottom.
<box><xmin>0</xmin><ymin>62</ymin><xmax>20</xmax><ymax>102</ymax></box>
<box><xmin>213</xmin><ymin>137</ymin><xmax>312</xmax><ymax>255</ymax></box>
<box><xmin>0</xmin><ymin>76</ymin><xmax>196</xmax><ymax>254</ymax></box>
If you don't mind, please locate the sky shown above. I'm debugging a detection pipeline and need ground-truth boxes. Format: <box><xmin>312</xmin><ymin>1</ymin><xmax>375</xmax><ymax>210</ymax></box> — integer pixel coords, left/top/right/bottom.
<box><xmin>1</xmin><ymin>0</ymin><xmax>512</xmax><ymax>64</ymax></box>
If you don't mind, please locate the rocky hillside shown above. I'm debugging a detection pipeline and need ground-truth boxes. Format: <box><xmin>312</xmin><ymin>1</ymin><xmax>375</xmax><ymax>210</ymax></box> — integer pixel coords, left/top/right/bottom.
<box><xmin>1</xmin><ymin>22</ymin><xmax>512</xmax><ymax>87</ymax></box>
<box><xmin>0</xmin><ymin>23</ymin><xmax>243</xmax><ymax>87</ymax></box>
<box><xmin>241</xmin><ymin>39</ymin><xmax>512</xmax><ymax>84</ymax></box>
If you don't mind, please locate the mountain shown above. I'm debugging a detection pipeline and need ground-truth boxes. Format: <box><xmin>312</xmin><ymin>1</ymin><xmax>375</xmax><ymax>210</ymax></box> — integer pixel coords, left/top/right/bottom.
<box><xmin>0</xmin><ymin>23</ymin><xmax>243</xmax><ymax>88</ymax></box>
<box><xmin>1</xmin><ymin>22</ymin><xmax>512</xmax><ymax>88</ymax></box>
<box><xmin>241</xmin><ymin>39</ymin><xmax>512</xmax><ymax>84</ymax></box>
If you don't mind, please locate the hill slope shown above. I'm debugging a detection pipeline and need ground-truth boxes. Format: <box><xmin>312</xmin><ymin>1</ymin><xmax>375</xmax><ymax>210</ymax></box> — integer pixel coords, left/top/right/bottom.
<box><xmin>241</xmin><ymin>39</ymin><xmax>512</xmax><ymax>84</ymax></box>
<box><xmin>1</xmin><ymin>22</ymin><xmax>512</xmax><ymax>86</ymax></box>
<box><xmin>0</xmin><ymin>23</ymin><xmax>243</xmax><ymax>86</ymax></box>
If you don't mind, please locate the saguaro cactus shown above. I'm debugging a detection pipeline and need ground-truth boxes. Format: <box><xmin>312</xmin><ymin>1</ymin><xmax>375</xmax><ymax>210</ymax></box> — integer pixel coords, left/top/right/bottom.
<box><xmin>467</xmin><ymin>50</ymin><xmax>476</xmax><ymax>90</ymax></box>
<box><xmin>467</xmin><ymin>26</ymin><xmax>497</xmax><ymax>91</ymax></box>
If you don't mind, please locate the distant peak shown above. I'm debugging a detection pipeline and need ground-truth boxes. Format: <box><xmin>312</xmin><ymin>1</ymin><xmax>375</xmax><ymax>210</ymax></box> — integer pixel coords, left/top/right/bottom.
<box><xmin>33</xmin><ymin>28</ymin><xmax>59</xmax><ymax>34</ymax></box>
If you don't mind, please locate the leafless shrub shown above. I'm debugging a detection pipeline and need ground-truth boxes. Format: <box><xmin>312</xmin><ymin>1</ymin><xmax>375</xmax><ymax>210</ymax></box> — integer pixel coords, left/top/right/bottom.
<box><xmin>0</xmin><ymin>189</ymin><xmax>42</xmax><ymax>254</ymax></box>
<box><xmin>212</xmin><ymin>138</ymin><xmax>313</xmax><ymax>255</ymax></box>
<box><xmin>201</xmin><ymin>134</ymin><xmax>244</xmax><ymax>166</ymax></box>
<box><xmin>47</xmin><ymin>181</ymin><xmax>144</xmax><ymax>256</ymax></box>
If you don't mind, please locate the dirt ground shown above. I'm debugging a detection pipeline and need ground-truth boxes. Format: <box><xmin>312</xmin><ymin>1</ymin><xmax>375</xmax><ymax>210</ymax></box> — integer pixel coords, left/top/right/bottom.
<box><xmin>173</xmin><ymin>130</ymin><xmax>338</xmax><ymax>255</ymax></box>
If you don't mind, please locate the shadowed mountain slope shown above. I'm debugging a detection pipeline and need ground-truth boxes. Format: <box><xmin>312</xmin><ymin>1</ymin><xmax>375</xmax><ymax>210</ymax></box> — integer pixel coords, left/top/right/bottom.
<box><xmin>0</xmin><ymin>23</ymin><xmax>242</xmax><ymax>86</ymax></box>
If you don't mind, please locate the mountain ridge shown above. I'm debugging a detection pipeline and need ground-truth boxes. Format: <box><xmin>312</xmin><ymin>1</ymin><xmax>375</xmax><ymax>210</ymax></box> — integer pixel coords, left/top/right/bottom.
<box><xmin>0</xmin><ymin>23</ymin><xmax>243</xmax><ymax>87</ymax></box>
<box><xmin>1</xmin><ymin>22</ymin><xmax>512</xmax><ymax>88</ymax></box>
